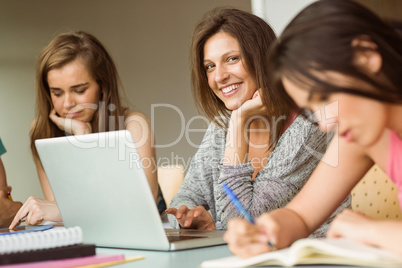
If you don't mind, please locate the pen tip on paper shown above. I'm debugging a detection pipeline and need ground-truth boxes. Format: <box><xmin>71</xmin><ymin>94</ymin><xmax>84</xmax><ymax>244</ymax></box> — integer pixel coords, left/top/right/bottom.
<box><xmin>268</xmin><ymin>241</ymin><xmax>277</xmax><ymax>251</ymax></box>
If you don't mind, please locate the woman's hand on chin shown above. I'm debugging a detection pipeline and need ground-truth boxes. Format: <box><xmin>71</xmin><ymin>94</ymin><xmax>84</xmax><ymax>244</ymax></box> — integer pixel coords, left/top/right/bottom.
<box><xmin>49</xmin><ymin>109</ymin><xmax>92</xmax><ymax>135</ymax></box>
<box><xmin>232</xmin><ymin>89</ymin><xmax>267</xmax><ymax>123</ymax></box>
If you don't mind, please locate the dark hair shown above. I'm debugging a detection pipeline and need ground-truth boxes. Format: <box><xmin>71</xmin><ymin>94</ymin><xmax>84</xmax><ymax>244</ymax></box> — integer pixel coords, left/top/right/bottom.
<box><xmin>191</xmin><ymin>7</ymin><xmax>293</xmax><ymax>149</ymax></box>
<box><xmin>269</xmin><ymin>0</ymin><xmax>402</xmax><ymax>104</ymax></box>
<box><xmin>31</xmin><ymin>31</ymin><xmax>127</xmax><ymax>158</ymax></box>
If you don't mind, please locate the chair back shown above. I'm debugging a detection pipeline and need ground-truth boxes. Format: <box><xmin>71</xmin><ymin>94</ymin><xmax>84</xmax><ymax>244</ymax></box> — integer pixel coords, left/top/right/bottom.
<box><xmin>351</xmin><ymin>164</ymin><xmax>402</xmax><ymax>219</ymax></box>
<box><xmin>157</xmin><ymin>165</ymin><xmax>185</xmax><ymax>206</ymax></box>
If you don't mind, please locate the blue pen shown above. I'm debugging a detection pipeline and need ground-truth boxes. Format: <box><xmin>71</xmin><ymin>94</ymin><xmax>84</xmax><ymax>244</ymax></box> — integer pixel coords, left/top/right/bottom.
<box><xmin>222</xmin><ymin>183</ymin><xmax>255</xmax><ymax>224</ymax></box>
<box><xmin>221</xmin><ymin>183</ymin><xmax>276</xmax><ymax>250</ymax></box>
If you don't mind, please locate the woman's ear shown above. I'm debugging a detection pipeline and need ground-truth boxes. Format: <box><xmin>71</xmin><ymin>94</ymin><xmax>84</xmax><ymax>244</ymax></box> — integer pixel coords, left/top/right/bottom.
<box><xmin>351</xmin><ymin>35</ymin><xmax>382</xmax><ymax>74</ymax></box>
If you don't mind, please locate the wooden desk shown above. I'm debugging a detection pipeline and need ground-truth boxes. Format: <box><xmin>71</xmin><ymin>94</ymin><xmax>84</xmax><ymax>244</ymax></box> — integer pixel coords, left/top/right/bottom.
<box><xmin>96</xmin><ymin>245</ymin><xmax>232</xmax><ymax>268</ymax></box>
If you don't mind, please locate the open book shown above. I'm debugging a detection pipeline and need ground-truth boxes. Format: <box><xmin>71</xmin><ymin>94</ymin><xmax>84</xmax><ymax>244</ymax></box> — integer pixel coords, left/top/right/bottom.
<box><xmin>201</xmin><ymin>238</ymin><xmax>402</xmax><ymax>267</ymax></box>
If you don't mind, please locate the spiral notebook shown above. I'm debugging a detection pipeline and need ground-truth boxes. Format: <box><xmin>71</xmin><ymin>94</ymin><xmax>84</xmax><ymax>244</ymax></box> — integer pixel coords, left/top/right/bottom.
<box><xmin>0</xmin><ymin>226</ymin><xmax>96</xmax><ymax>264</ymax></box>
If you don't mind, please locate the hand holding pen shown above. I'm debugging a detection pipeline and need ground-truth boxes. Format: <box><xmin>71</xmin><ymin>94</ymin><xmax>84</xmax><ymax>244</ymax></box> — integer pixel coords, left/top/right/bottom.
<box><xmin>222</xmin><ymin>183</ymin><xmax>277</xmax><ymax>258</ymax></box>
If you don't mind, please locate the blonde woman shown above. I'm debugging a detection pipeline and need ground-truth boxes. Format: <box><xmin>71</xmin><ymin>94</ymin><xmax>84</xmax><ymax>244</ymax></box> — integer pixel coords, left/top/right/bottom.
<box><xmin>10</xmin><ymin>31</ymin><xmax>159</xmax><ymax>228</ymax></box>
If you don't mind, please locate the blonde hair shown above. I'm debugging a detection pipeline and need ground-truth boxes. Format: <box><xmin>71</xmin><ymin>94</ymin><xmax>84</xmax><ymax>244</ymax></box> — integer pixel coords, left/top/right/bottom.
<box><xmin>31</xmin><ymin>31</ymin><xmax>127</xmax><ymax>158</ymax></box>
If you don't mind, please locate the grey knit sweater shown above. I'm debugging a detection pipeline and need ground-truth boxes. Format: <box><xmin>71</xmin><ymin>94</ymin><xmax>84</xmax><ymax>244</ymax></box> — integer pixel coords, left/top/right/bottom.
<box><xmin>168</xmin><ymin>115</ymin><xmax>351</xmax><ymax>237</ymax></box>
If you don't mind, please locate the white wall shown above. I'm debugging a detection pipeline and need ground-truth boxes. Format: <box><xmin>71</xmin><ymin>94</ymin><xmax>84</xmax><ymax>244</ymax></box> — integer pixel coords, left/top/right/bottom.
<box><xmin>251</xmin><ymin>0</ymin><xmax>317</xmax><ymax>35</ymax></box>
<box><xmin>0</xmin><ymin>0</ymin><xmax>251</xmax><ymax>202</ymax></box>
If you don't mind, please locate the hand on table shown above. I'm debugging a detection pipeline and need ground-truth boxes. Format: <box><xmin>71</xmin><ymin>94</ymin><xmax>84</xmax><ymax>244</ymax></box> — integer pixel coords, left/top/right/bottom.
<box><xmin>166</xmin><ymin>205</ymin><xmax>216</xmax><ymax>230</ymax></box>
<box><xmin>327</xmin><ymin>209</ymin><xmax>373</xmax><ymax>243</ymax></box>
<box><xmin>9</xmin><ymin>196</ymin><xmax>61</xmax><ymax>229</ymax></box>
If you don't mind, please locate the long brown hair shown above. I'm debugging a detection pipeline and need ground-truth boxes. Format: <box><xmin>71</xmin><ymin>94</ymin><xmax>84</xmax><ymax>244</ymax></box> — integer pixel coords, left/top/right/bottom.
<box><xmin>191</xmin><ymin>7</ymin><xmax>294</xmax><ymax>149</ymax></box>
<box><xmin>269</xmin><ymin>0</ymin><xmax>402</xmax><ymax>104</ymax></box>
<box><xmin>31</xmin><ymin>31</ymin><xmax>127</xmax><ymax>158</ymax></box>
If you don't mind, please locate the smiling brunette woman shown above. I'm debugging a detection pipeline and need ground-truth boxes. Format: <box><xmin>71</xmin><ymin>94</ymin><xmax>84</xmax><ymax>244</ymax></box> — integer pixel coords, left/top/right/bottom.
<box><xmin>9</xmin><ymin>31</ymin><xmax>159</xmax><ymax>228</ymax></box>
<box><xmin>165</xmin><ymin>7</ymin><xmax>351</xmax><ymax>233</ymax></box>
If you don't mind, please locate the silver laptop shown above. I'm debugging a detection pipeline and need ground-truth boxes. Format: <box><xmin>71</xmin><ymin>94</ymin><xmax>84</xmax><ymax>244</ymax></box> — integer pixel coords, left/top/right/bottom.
<box><xmin>35</xmin><ymin>130</ymin><xmax>225</xmax><ymax>251</ymax></box>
